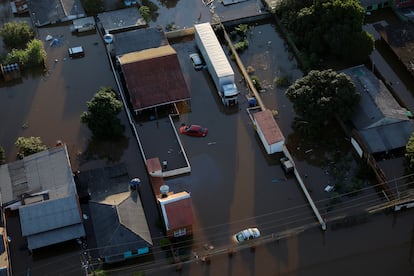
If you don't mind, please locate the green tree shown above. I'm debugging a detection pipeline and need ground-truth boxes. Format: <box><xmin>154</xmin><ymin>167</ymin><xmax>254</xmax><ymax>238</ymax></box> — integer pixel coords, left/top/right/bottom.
<box><xmin>0</xmin><ymin>145</ymin><xmax>5</xmax><ymax>164</ymax></box>
<box><xmin>0</xmin><ymin>21</ymin><xmax>35</xmax><ymax>49</ymax></box>
<box><xmin>277</xmin><ymin>0</ymin><xmax>374</xmax><ymax>66</ymax></box>
<box><xmin>15</xmin><ymin>137</ymin><xmax>47</xmax><ymax>159</ymax></box>
<box><xmin>81</xmin><ymin>87</ymin><xmax>124</xmax><ymax>139</ymax></box>
<box><xmin>286</xmin><ymin>69</ymin><xmax>359</xmax><ymax>134</ymax></box>
<box><xmin>405</xmin><ymin>132</ymin><xmax>414</xmax><ymax>171</ymax></box>
<box><xmin>5</xmin><ymin>39</ymin><xmax>46</xmax><ymax>68</ymax></box>
<box><xmin>139</xmin><ymin>6</ymin><xmax>151</xmax><ymax>23</ymax></box>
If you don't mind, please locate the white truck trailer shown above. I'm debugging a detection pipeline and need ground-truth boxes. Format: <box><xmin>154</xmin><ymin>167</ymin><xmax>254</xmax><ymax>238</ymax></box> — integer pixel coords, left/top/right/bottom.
<box><xmin>194</xmin><ymin>23</ymin><xmax>239</xmax><ymax>106</ymax></box>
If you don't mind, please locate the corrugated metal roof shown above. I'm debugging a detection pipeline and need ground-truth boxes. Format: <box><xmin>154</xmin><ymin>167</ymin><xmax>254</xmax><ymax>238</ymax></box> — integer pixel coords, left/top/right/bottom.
<box><xmin>194</xmin><ymin>23</ymin><xmax>234</xmax><ymax>78</ymax></box>
<box><xmin>19</xmin><ymin>194</ymin><xmax>85</xmax><ymax>250</ymax></box>
<box><xmin>0</xmin><ymin>146</ymin><xmax>76</xmax><ymax>205</ymax></box>
<box><xmin>97</xmin><ymin>7</ymin><xmax>146</xmax><ymax>34</ymax></box>
<box><xmin>253</xmin><ymin>110</ymin><xmax>284</xmax><ymax>145</ymax></box>
<box><xmin>343</xmin><ymin>65</ymin><xmax>414</xmax><ymax>153</ymax></box>
<box><xmin>359</xmin><ymin>120</ymin><xmax>414</xmax><ymax>153</ymax></box>
<box><xmin>113</xmin><ymin>28</ymin><xmax>169</xmax><ymax>57</ymax></box>
<box><xmin>25</xmin><ymin>223</ymin><xmax>85</xmax><ymax>251</ymax></box>
<box><xmin>19</xmin><ymin>194</ymin><xmax>82</xmax><ymax>236</ymax></box>
<box><xmin>344</xmin><ymin>65</ymin><xmax>409</xmax><ymax>130</ymax></box>
<box><xmin>118</xmin><ymin>45</ymin><xmax>191</xmax><ymax>111</ymax></box>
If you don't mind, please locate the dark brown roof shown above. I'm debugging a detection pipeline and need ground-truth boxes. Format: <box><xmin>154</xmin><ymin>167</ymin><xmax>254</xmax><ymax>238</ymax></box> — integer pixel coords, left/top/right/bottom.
<box><xmin>119</xmin><ymin>45</ymin><xmax>191</xmax><ymax>111</ymax></box>
<box><xmin>378</xmin><ymin>22</ymin><xmax>414</xmax><ymax>77</ymax></box>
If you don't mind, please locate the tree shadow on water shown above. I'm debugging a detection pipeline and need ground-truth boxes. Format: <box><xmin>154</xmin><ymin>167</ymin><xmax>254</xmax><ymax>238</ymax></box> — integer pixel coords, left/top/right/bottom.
<box><xmin>80</xmin><ymin>135</ymin><xmax>129</xmax><ymax>164</ymax></box>
<box><xmin>286</xmin><ymin>120</ymin><xmax>351</xmax><ymax>167</ymax></box>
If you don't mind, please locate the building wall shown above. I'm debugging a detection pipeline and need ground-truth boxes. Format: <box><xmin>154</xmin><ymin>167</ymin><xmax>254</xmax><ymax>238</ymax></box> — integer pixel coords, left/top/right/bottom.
<box><xmin>395</xmin><ymin>0</ymin><xmax>414</xmax><ymax>8</ymax></box>
<box><xmin>167</xmin><ymin>225</ymin><xmax>193</xmax><ymax>238</ymax></box>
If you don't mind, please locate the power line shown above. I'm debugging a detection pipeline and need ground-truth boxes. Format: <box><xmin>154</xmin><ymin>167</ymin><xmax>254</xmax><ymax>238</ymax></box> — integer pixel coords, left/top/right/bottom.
<box><xmin>22</xmin><ymin>173</ymin><xmax>414</xmax><ymax>275</ymax></box>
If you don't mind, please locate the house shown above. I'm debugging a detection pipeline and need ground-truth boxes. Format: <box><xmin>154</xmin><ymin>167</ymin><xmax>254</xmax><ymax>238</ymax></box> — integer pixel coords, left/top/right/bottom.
<box><xmin>75</xmin><ymin>164</ymin><xmax>152</xmax><ymax>263</ymax></box>
<box><xmin>0</xmin><ymin>145</ymin><xmax>85</xmax><ymax>251</ymax></box>
<box><xmin>157</xmin><ymin>191</ymin><xmax>195</xmax><ymax>238</ymax></box>
<box><xmin>146</xmin><ymin>158</ymin><xmax>194</xmax><ymax>238</ymax></box>
<box><xmin>342</xmin><ymin>65</ymin><xmax>414</xmax><ymax>155</ymax></box>
<box><xmin>117</xmin><ymin>45</ymin><xmax>191</xmax><ymax>113</ymax></box>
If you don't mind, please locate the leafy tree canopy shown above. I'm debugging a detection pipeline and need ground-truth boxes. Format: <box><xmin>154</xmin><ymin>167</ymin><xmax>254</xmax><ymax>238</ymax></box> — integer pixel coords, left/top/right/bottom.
<box><xmin>81</xmin><ymin>87</ymin><xmax>124</xmax><ymax>139</ymax></box>
<box><xmin>286</xmin><ymin>69</ymin><xmax>359</xmax><ymax>133</ymax></box>
<box><xmin>5</xmin><ymin>39</ymin><xmax>46</xmax><ymax>68</ymax></box>
<box><xmin>277</xmin><ymin>0</ymin><xmax>374</xmax><ymax>65</ymax></box>
<box><xmin>0</xmin><ymin>21</ymin><xmax>35</xmax><ymax>49</ymax></box>
<box><xmin>15</xmin><ymin>136</ymin><xmax>47</xmax><ymax>159</ymax></box>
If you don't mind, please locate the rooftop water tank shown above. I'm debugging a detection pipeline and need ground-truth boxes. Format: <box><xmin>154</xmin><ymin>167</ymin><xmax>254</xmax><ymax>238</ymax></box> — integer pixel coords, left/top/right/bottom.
<box><xmin>104</xmin><ymin>33</ymin><xmax>114</xmax><ymax>44</ymax></box>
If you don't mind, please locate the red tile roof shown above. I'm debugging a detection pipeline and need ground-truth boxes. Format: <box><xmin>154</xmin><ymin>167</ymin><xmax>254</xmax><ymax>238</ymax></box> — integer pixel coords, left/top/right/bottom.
<box><xmin>119</xmin><ymin>45</ymin><xmax>191</xmax><ymax>111</ymax></box>
<box><xmin>158</xmin><ymin>192</ymin><xmax>194</xmax><ymax>231</ymax></box>
<box><xmin>253</xmin><ymin>110</ymin><xmax>284</xmax><ymax>145</ymax></box>
<box><xmin>164</xmin><ymin>196</ymin><xmax>195</xmax><ymax>230</ymax></box>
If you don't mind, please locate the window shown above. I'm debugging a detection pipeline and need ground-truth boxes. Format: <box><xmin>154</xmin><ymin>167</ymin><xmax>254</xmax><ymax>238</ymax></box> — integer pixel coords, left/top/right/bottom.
<box><xmin>173</xmin><ymin>228</ymin><xmax>186</xmax><ymax>237</ymax></box>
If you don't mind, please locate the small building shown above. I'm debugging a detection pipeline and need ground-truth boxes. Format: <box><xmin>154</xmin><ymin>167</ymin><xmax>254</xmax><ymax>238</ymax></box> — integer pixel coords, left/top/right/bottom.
<box><xmin>71</xmin><ymin>16</ymin><xmax>96</xmax><ymax>34</ymax></box>
<box><xmin>97</xmin><ymin>7</ymin><xmax>146</xmax><ymax>34</ymax></box>
<box><xmin>157</xmin><ymin>191</ymin><xmax>195</xmax><ymax>238</ymax></box>
<box><xmin>250</xmin><ymin>109</ymin><xmax>285</xmax><ymax>154</ymax></box>
<box><xmin>342</xmin><ymin>65</ymin><xmax>414</xmax><ymax>155</ymax></box>
<box><xmin>10</xmin><ymin>0</ymin><xmax>28</xmax><ymax>14</ymax></box>
<box><xmin>112</xmin><ymin>28</ymin><xmax>169</xmax><ymax>57</ymax></box>
<box><xmin>0</xmin><ymin>145</ymin><xmax>85</xmax><ymax>251</ymax></box>
<box><xmin>1</xmin><ymin>63</ymin><xmax>21</xmax><ymax>82</ymax></box>
<box><xmin>118</xmin><ymin>45</ymin><xmax>191</xmax><ymax>113</ymax></box>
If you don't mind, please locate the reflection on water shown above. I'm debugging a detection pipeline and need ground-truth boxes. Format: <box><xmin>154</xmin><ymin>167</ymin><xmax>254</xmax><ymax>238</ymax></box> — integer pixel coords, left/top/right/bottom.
<box><xmin>79</xmin><ymin>135</ymin><xmax>130</xmax><ymax>166</ymax></box>
<box><xmin>159</xmin><ymin>0</ymin><xmax>180</xmax><ymax>9</ymax></box>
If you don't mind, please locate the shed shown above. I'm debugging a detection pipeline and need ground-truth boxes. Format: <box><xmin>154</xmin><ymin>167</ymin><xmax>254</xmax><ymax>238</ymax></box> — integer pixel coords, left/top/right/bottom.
<box><xmin>158</xmin><ymin>192</ymin><xmax>195</xmax><ymax>238</ymax></box>
<box><xmin>252</xmin><ymin>109</ymin><xmax>285</xmax><ymax>154</ymax></box>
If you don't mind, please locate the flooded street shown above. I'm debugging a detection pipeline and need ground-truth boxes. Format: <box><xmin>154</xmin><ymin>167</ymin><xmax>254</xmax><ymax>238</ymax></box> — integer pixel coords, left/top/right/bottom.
<box><xmin>0</xmin><ymin>25</ymin><xmax>120</xmax><ymax>170</ymax></box>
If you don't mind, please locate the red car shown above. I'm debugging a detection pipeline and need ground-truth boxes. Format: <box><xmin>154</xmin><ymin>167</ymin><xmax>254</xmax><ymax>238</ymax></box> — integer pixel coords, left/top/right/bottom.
<box><xmin>179</xmin><ymin>124</ymin><xmax>208</xmax><ymax>137</ymax></box>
